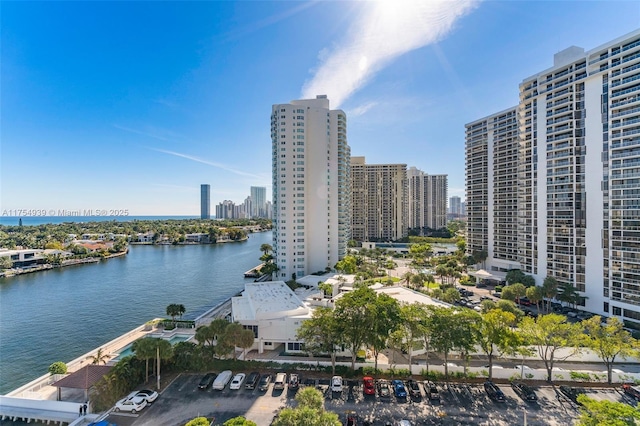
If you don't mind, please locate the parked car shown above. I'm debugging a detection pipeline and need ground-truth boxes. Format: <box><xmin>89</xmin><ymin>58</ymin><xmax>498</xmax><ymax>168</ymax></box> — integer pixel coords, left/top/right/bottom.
<box><xmin>245</xmin><ymin>372</ymin><xmax>260</xmax><ymax>390</ymax></box>
<box><xmin>363</xmin><ymin>376</ymin><xmax>376</xmax><ymax>396</ymax></box>
<box><xmin>406</xmin><ymin>380</ymin><xmax>421</xmax><ymax>399</ymax></box>
<box><xmin>229</xmin><ymin>373</ymin><xmax>246</xmax><ymax>390</ymax></box>
<box><xmin>212</xmin><ymin>370</ymin><xmax>233</xmax><ymax>390</ymax></box>
<box><xmin>258</xmin><ymin>374</ymin><xmax>272</xmax><ymax>391</ymax></box>
<box><xmin>484</xmin><ymin>381</ymin><xmax>505</xmax><ymax>402</ymax></box>
<box><xmin>377</xmin><ymin>379</ymin><xmax>391</xmax><ymax>399</ymax></box>
<box><xmin>623</xmin><ymin>383</ymin><xmax>640</xmax><ymax>401</ymax></box>
<box><xmin>392</xmin><ymin>380</ymin><xmax>407</xmax><ymax>399</ymax></box>
<box><xmin>134</xmin><ymin>389</ymin><xmax>158</xmax><ymax>403</ymax></box>
<box><xmin>517</xmin><ymin>297</ymin><xmax>531</xmax><ymax>306</ymax></box>
<box><xmin>114</xmin><ymin>395</ymin><xmax>147</xmax><ymax>413</ymax></box>
<box><xmin>559</xmin><ymin>385</ymin><xmax>584</xmax><ymax>404</ymax></box>
<box><xmin>274</xmin><ymin>372</ymin><xmax>287</xmax><ymax>390</ymax></box>
<box><xmin>198</xmin><ymin>372</ymin><xmax>216</xmax><ymax>390</ymax></box>
<box><xmin>424</xmin><ymin>381</ymin><xmax>439</xmax><ymax>400</ymax></box>
<box><xmin>288</xmin><ymin>373</ymin><xmax>299</xmax><ymax>389</ymax></box>
<box><xmin>511</xmin><ymin>381</ymin><xmax>537</xmax><ymax>401</ymax></box>
<box><xmin>331</xmin><ymin>375</ymin><xmax>343</xmax><ymax>393</ymax></box>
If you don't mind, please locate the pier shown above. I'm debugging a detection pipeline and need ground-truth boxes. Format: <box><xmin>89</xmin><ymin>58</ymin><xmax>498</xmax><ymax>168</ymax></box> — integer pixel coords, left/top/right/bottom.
<box><xmin>243</xmin><ymin>263</ymin><xmax>264</xmax><ymax>278</ymax></box>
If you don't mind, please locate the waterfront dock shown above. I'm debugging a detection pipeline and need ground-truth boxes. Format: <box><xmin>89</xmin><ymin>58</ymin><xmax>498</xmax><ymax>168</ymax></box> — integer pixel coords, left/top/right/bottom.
<box><xmin>243</xmin><ymin>263</ymin><xmax>264</xmax><ymax>278</ymax></box>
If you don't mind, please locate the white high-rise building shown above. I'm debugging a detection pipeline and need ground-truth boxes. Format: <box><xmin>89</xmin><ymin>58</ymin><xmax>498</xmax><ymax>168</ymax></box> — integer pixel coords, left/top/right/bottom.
<box><xmin>271</xmin><ymin>96</ymin><xmax>351</xmax><ymax>279</ymax></box>
<box><xmin>350</xmin><ymin>156</ymin><xmax>407</xmax><ymax>242</ymax></box>
<box><xmin>466</xmin><ymin>29</ymin><xmax>640</xmax><ymax>325</ymax></box>
<box><xmin>407</xmin><ymin>167</ymin><xmax>448</xmax><ymax>232</ymax></box>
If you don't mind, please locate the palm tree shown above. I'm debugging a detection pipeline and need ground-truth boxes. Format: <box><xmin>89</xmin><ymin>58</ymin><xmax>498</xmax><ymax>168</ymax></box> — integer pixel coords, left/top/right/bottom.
<box><xmin>132</xmin><ymin>337</ymin><xmax>157</xmax><ymax>382</ymax></box>
<box><xmin>166</xmin><ymin>304</ymin><xmax>186</xmax><ymax>325</ymax></box>
<box><xmin>86</xmin><ymin>348</ymin><xmax>109</xmax><ymax>365</ymax></box>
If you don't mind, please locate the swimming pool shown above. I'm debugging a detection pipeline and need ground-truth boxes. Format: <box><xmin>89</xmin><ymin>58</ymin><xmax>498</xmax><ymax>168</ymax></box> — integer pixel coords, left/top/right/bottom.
<box><xmin>112</xmin><ymin>334</ymin><xmax>194</xmax><ymax>361</ymax></box>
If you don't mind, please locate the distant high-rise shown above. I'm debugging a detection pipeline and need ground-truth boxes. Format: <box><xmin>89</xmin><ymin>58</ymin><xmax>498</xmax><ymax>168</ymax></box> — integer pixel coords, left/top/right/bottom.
<box><xmin>200</xmin><ymin>184</ymin><xmax>211</xmax><ymax>219</ymax></box>
<box><xmin>250</xmin><ymin>186</ymin><xmax>267</xmax><ymax>218</ymax></box>
<box><xmin>351</xmin><ymin>156</ymin><xmax>407</xmax><ymax>242</ymax></box>
<box><xmin>465</xmin><ymin>29</ymin><xmax>640</xmax><ymax>325</ymax></box>
<box><xmin>407</xmin><ymin>167</ymin><xmax>448</xmax><ymax>232</ymax></box>
<box><xmin>271</xmin><ymin>95</ymin><xmax>351</xmax><ymax>279</ymax></box>
<box><xmin>449</xmin><ymin>196</ymin><xmax>462</xmax><ymax>216</ymax></box>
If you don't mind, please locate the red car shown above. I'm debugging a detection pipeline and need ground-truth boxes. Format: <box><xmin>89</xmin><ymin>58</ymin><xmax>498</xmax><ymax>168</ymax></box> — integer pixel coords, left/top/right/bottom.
<box><xmin>363</xmin><ymin>376</ymin><xmax>376</xmax><ymax>395</ymax></box>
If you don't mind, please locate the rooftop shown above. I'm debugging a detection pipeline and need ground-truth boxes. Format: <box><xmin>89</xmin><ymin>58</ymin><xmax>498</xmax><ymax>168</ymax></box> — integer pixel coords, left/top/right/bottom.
<box><xmin>232</xmin><ymin>281</ymin><xmax>310</xmax><ymax>321</ymax></box>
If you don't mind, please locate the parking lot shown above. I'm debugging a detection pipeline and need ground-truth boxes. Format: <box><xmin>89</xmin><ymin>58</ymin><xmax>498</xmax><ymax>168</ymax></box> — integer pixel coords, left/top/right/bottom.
<box><xmin>103</xmin><ymin>373</ymin><xmax>636</xmax><ymax>426</ymax></box>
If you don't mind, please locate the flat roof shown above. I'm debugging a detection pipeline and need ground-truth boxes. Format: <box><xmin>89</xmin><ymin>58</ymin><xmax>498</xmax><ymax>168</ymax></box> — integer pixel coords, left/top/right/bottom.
<box><xmin>232</xmin><ymin>281</ymin><xmax>309</xmax><ymax>321</ymax></box>
<box><xmin>374</xmin><ymin>286</ymin><xmax>451</xmax><ymax>308</ymax></box>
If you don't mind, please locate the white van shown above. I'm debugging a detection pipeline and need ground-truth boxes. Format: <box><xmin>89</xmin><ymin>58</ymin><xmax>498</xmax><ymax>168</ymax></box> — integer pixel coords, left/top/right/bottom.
<box><xmin>212</xmin><ymin>370</ymin><xmax>233</xmax><ymax>390</ymax></box>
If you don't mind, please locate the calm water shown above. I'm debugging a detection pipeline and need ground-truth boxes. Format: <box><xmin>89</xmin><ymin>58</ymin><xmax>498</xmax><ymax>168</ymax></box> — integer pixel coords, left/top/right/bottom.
<box><xmin>0</xmin><ymin>231</ymin><xmax>272</xmax><ymax>394</ymax></box>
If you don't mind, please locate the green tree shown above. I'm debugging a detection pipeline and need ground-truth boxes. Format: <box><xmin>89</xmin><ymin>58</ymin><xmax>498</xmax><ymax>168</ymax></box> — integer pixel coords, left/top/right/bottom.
<box><xmin>335</xmin><ymin>255</ymin><xmax>358</xmax><ymax>274</ymax></box>
<box><xmin>272</xmin><ymin>387</ymin><xmax>340</xmax><ymax>426</ymax></box>
<box><xmin>295</xmin><ymin>386</ymin><xmax>324</xmax><ymax>411</ymax></box>
<box><xmin>542</xmin><ymin>276</ymin><xmax>559</xmax><ymax>312</ymax></box>
<box><xmin>132</xmin><ymin>337</ymin><xmax>158</xmax><ymax>382</ymax></box>
<box><xmin>495</xmin><ymin>300</ymin><xmax>524</xmax><ymax>319</ymax></box>
<box><xmin>153</xmin><ymin>338</ymin><xmax>174</xmax><ymax>390</ymax></box>
<box><xmin>505</xmin><ymin>270</ymin><xmax>526</xmax><ymax>285</ymax></box>
<box><xmin>86</xmin><ymin>348</ymin><xmax>109</xmax><ymax>365</ymax></box>
<box><xmin>519</xmin><ymin>313</ymin><xmax>582</xmax><ymax>382</ymax></box>
<box><xmin>477</xmin><ymin>310</ymin><xmax>519</xmax><ymax>379</ymax></box>
<box><xmin>318</xmin><ymin>282</ymin><xmax>333</xmax><ymax>297</ymax></box>
<box><xmin>526</xmin><ymin>285</ymin><xmax>544</xmax><ymax>312</ymax></box>
<box><xmin>429</xmin><ymin>307</ymin><xmax>479</xmax><ymax>379</ymax></box>
<box><xmin>368</xmin><ymin>293</ymin><xmax>401</xmax><ymax>372</ymax></box>
<box><xmin>582</xmin><ymin>316</ymin><xmax>638</xmax><ymax>384</ymax></box>
<box><xmin>0</xmin><ymin>256</ymin><xmax>13</xmax><ymax>269</ymax></box>
<box><xmin>48</xmin><ymin>361</ymin><xmax>67</xmax><ymax>375</ymax></box>
<box><xmin>510</xmin><ymin>283</ymin><xmax>527</xmax><ymax>305</ymax></box>
<box><xmin>223</xmin><ymin>416</ymin><xmax>257</xmax><ymax>426</ymax></box>
<box><xmin>576</xmin><ymin>394</ymin><xmax>640</xmax><ymax>426</ymax></box>
<box><xmin>501</xmin><ymin>285</ymin><xmax>517</xmax><ymax>302</ymax></box>
<box><xmin>442</xmin><ymin>287</ymin><xmax>461</xmax><ymax>304</ymax></box>
<box><xmin>166</xmin><ymin>304</ymin><xmax>186</xmax><ymax>324</ymax></box>
<box><xmin>557</xmin><ymin>282</ymin><xmax>581</xmax><ymax>308</ymax></box>
<box><xmin>185</xmin><ymin>417</ymin><xmax>210</xmax><ymax>426</ymax></box>
<box><xmin>395</xmin><ymin>304</ymin><xmax>427</xmax><ymax>367</ymax></box>
<box><xmin>333</xmin><ymin>286</ymin><xmax>377</xmax><ymax>369</ymax></box>
<box><xmin>297</xmin><ymin>307</ymin><xmax>342</xmax><ymax>374</ymax></box>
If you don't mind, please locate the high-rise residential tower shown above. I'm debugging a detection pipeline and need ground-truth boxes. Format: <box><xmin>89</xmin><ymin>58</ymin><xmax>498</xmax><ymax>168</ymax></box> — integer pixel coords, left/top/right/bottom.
<box><xmin>466</xmin><ymin>29</ymin><xmax>640</xmax><ymax>325</ymax></box>
<box><xmin>351</xmin><ymin>157</ymin><xmax>407</xmax><ymax>242</ymax></box>
<box><xmin>407</xmin><ymin>167</ymin><xmax>448</xmax><ymax>232</ymax></box>
<box><xmin>250</xmin><ymin>186</ymin><xmax>267</xmax><ymax>218</ymax></box>
<box><xmin>271</xmin><ymin>95</ymin><xmax>351</xmax><ymax>279</ymax></box>
<box><xmin>200</xmin><ymin>184</ymin><xmax>211</xmax><ymax>219</ymax></box>
<box><xmin>449</xmin><ymin>196</ymin><xmax>462</xmax><ymax>216</ymax></box>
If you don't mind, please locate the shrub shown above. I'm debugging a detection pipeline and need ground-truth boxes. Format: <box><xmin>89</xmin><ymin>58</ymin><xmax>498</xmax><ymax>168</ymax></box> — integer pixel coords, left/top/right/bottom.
<box><xmin>525</xmin><ymin>373</ymin><xmax>534</xmax><ymax>379</ymax></box>
<box><xmin>494</xmin><ymin>285</ymin><xmax>503</xmax><ymax>293</ymax></box>
<box><xmin>48</xmin><ymin>361</ymin><xmax>67</xmax><ymax>375</ymax></box>
<box><xmin>363</xmin><ymin>366</ymin><xmax>383</xmax><ymax>376</ymax></box>
<box><xmin>421</xmin><ymin>370</ymin><xmax>444</xmax><ymax>381</ymax></box>
<box><xmin>509</xmin><ymin>373</ymin><xmax>521</xmax><ymax>382</ymax></box>
<box><xmin>388</xmin><ymin>368</ymin><xmax>411</xmax><ymax>378</ymax></box>
<box><xmin>569</xmin><ymin>371</ymin><xmax>592</xmax><ymax>382</ymax></box>
<box><xmin>479</xmin><ymin>369</ymin><xmax>489</xmax><ymax>378</ymax></box>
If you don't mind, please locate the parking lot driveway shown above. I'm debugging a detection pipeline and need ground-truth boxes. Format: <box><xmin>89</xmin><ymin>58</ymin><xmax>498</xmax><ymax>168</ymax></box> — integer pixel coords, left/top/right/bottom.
<box><xmin>111</xmin><ymin>373</ymin><xmax>288</xmax><ymax>426</ymax></box>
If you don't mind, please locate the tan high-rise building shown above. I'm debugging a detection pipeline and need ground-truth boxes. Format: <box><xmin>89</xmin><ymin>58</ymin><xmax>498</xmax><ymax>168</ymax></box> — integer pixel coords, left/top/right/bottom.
<box><xmin>350</xmin><ymin>157</ymin><xmax>407</xmax><ymax>242</ymax></box>
<box><xmin>407</xmin><ymin>167</ymin><xmax>448</xmax><ymax>232</ymax></box>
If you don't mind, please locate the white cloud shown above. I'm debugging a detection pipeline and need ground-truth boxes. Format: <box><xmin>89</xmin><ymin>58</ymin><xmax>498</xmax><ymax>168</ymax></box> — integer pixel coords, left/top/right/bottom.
<box><xmin>348</xmin><ymin>101</ymin><xmax>379</xmax><ymax>117</ymax></box>
<box><xmin>151</xmin><ymin>148</ymin><xmax>267</xmax><ymax>180</ymax></box>
<box><xmin>302</xmin><ymin>0</ymin><xmax>479</xmax><ymax>108</ymax></box>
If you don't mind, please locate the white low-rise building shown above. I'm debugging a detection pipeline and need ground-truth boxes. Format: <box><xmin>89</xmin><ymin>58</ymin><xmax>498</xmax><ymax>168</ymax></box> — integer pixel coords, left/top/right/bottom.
<box><xmin>231</xmin><ymin>281</ymin><xmax>312</xmax><ymax>354</ymax></box>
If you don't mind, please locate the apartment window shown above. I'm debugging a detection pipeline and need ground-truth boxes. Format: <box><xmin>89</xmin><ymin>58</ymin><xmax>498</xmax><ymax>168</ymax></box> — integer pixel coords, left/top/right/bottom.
<box><xmin>613</xmin><ymin>306</ymin><xmax>622</xmax><ymax>316</ymax></box>
<box><xmin>603</xmin><ymin>302</ymin><xmax>609</xmax><ymax>313</ymax></box>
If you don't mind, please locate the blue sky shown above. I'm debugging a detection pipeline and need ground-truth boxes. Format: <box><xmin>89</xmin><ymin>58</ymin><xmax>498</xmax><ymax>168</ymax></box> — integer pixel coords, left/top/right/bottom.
<box><xmin>2</xmin><ymin>1</ymin><xmax>639</xmax><ymax>216</ymax></box>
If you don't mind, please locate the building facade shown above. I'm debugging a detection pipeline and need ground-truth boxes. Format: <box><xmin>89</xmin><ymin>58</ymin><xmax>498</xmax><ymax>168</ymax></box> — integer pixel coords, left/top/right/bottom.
<box><xmin>449</xmin><ymin>196</ymin><xmax>462</xmax><ymax>216</ymax></box>
<box><xmin>351</xmin><ymin>157</ymin><xmax>407</xmax><ymax>242</ymax></box>
<box><xmin>271</xmin><ymin>96</ymin><xmax>351</xmax><ymax>279</ymax></box>
<box><xmin>250</xmin><ymin>186</ymin><xmax>267</xmax><ymax>218</ymax></box>
<box><xmin>200</xmin><ymin>184</ymin><xmax>210</xmax><ymax>219</ymax></box>
<box><xmin>407</xmin><ymin>167</ymin><xmax>448</xmax><ymax>232</ymax></box>
<box><xmin>466</xmin><ymin>29</ymin><xmax>640</xmax><ymax>325</ymax></box>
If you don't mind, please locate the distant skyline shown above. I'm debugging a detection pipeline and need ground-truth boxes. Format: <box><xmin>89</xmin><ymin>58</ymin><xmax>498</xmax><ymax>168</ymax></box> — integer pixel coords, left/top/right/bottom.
<box><xmin>2</xmin><ymin>1</ymin><xmax>638</xmax><ymax>215</ymax></box>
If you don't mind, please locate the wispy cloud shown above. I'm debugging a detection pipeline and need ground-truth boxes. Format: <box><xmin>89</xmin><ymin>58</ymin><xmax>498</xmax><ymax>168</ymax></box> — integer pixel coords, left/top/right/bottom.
<box><xmin>348</xmin><ymin>101</ymin><xmax>379</xmax><ymax>117</ymax></box>
<box><xmin>151</xmin><ymin>148</ymin><xmax>266</xmax><ymax>180</ymax></box>
<box><xmin>302</xmin><ymin>0</ymin><xmax>479</xmax><ymax>108</ymax></box>
<box><xmin>114</xmin><ymin>124</ymin><xmax>186</xmax><ymax>142</ymax></box>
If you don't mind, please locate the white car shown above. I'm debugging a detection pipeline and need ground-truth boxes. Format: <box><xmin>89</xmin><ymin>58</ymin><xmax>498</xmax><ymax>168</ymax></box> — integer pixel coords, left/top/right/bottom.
<box><xmin>134</xmin><ymin>389</ymin><xmax>158</xmax><ymax>403</ymax></box>
<box><xmin>229</xmin><ymin>373</ymin><xmax>246</xmax><ymax>390</ymax></box>
<box><xmin>331</xmin><ymin>375</ymin><xmax>343</xmax><ymax>393</ymax></box>
<box><xmin>115</xmin><ymin>395</ymin><xmax>147</xmax><ymax>413</ymax></box>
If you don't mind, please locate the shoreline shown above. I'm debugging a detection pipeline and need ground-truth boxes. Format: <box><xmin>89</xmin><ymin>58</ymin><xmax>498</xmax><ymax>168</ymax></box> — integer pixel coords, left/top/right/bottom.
<box><xmin>0</xmin><ymin>251</ymin><xmax>127</xmax><ymax>279</ymax></box>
